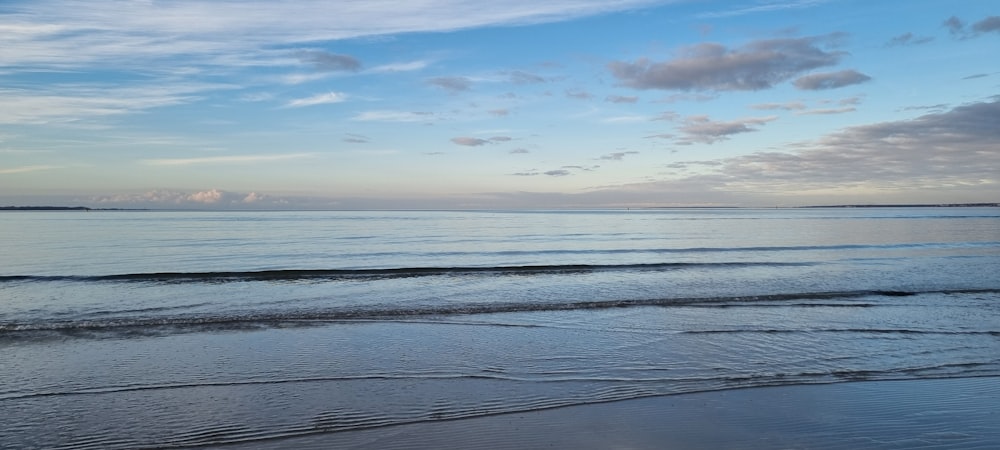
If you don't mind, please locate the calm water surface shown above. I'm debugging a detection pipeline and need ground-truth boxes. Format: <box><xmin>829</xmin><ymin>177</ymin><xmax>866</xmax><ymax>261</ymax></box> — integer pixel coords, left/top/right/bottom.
<box><xmin>2</xmin><ymin>208</ymin><xmax>999</xmax><ymax>448</ymax></box>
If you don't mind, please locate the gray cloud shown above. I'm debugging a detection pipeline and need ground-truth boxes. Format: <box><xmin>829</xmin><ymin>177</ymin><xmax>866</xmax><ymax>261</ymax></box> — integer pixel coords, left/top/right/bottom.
<box><xmin>606</xmin><ymin>95</ymin><xmax>639</xmax><ymax>103</ymax></box>
<box><xmin>963</xmin><ymin>73</ymin><xmax>989</xmax><ymax>80</ymax></box>
<box><xmin>488</xmin><ymin>109</ymin><xmax>509</xmax><ymax>117</ymax></box>
<box><xmin>901</xmin><ymin>103</ymin><xmax>948</xmax><ymax>112</ymax></box>
<box><xmin>944</xmin><ymin>16</ymin><xmax>965</xmax><ymax>36</ymax></box>
<box><xmin>510</xmin><ymin>163</ymin><xmax>595</xmax><ymax>177</ymax></box>
<box><xmin>451</xmin><ymin>137</ymin><xmax>489</xmax><ymax>146</ymax></box>
<box><xmin>752</xmin><ymin>101</ymin><xmax>806</xmax><ymax>111</ymax></box>
<box><xmin>653</xmin><ymin>111</ymin><xmax>681</xmax><ymax>121</ymax></box>
<box><xmin>427</xmin><ymin>76</ymin><xmax>472</xmax><ymax>92</ymax></box>
<box><xmin>796</xmin><ymin>107</ymin><xmax>856</xmax><ymax>115</ymax></box>
<box><xmin>665</xmin><ymin>160</ymin><xmax>723</xmax><ymax>169</ymax></box>
<box><xmin>793</xmin><ymin>70</ymin><xmax>871</xmax><ymax>90</ymax></box>
<box><xmin>608</xmin><ymin>35</ymin><xmax>846</xmax><ymax>92</ymax></box>
<box><xmin>599</xmin><ymin>151</ymin><xmax>639</xmax><ymax>161</ymax></box>
<box><xmin>885</xmin><ymin>32</ymin><xmax>933</xmax><ymax>47</ymax></box>
<box><xmin>509</xmin><ymin>148</ymin><xmax>530</xmax><ymax>154</ymax></box>
<box><xmin>655</xmin><ymin>93</ymin><xmax>718</xmax><ymax>103</ymax></box>
<box><xmin>715</xmin><ymin>98</ymin><xmax>1000</xmax><ymax>189</ymax></box>
<box><xmin>837</xmin><ymin>96</ymin><xmax>863</xmax><ymax>106</ymax></box>
<box><xmin>343</xmin><ymin>133</ymin><xmax>369</xmax><ymax>143</ymax></box>
<box><xmin>677</xmin><ymin>115</ymin><xmax>777</xmax><ymax>144</ymax></box>
<box><xmin>508</xmin><ymin>70</ymin><xmax>547</xmax><ymax>84</ymax></box>
<box><xmin>973</xmin><ymin>16</ymin><xmax>1000</xmax><ymax>34</ymax></box>
<box><xmin>450</xmin><ymin>136</ymin><xmax>511</xmax><ymax>146</ymax></box>
<box><xmin>566</xmin><ymin>89</ymin><xmax>592</xmax><ymax>99</ymax></box>
<box><xmin>296</xmin><ymin>51</ymin><xmax>362</xmax><ymax>72</ymax></box>
<box><xmin>943</xmin><ymin>15</ymin><xmax>1000</xmax><ymax>38</ymax></box>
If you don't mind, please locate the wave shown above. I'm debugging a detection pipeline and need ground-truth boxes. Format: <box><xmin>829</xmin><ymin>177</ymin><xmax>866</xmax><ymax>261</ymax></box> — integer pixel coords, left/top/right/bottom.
<box><xmin>0</xmin><ymin>261</ymin><xmax>815</xmax><ymax>284</ymax></box>
<box><xmin>9</xmin><ymin>373</ymin><xmax>1000</xmax><ymax>449</ymax></box>
<box><xmin>2</xmin><ymin>288</ymin><xmax>996</xmax><ymax>338</ymax></box>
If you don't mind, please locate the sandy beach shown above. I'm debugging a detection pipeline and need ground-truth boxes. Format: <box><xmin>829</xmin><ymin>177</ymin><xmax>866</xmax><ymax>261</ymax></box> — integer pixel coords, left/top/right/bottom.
<box><xmin>236</xmin><ymin>377</ymin><xmax>1000</xmax><ymax>449</ymax></box>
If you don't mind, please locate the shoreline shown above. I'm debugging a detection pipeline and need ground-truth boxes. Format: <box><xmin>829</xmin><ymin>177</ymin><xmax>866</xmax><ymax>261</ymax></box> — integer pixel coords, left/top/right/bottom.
<box><xmin>231</xmin><ymin>376</ymin><xmax>1000</xmax><ymax>449</ymax></box>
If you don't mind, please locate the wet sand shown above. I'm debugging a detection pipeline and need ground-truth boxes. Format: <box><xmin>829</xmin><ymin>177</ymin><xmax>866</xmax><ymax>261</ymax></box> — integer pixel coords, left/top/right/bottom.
<box><xmin>231</xmin><ymin>376</ymin><xmax>1000</xmax><ymax>449</ymax></box>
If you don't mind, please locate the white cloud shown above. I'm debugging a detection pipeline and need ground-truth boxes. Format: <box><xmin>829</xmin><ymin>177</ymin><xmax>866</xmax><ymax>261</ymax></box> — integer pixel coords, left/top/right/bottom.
<box><xmin>189</xmin><ymin>189</ymin><xmax>224</xmax><ymax>203</ymax></box>
<box><xmin>285</xmin><ymin>92</ymin><xmax>347</xmax><ymax>108</ymax></box>
<box><xmin>1</xmin><ymin>0</ymin><xmax>669</xmax><ymax>71</ymax></box>
<box><xmin>0</xmin><ymin>83</ymin><xmax>230</xmax><ymax>125</ymax></box>
<box><xmin>142</xmin><ymin>153</ymin><xmax>313</xmax><ymax>166</ymax></box>
<box><xmin>352</xmin><ymin>110</ymin><xmax>435</xmax><ymax>122</ymax></box>
<box><xmin>602</xmin><ymin>115</ymin><xmax>648</xmax><ymax>123</ymax></box>
<box><xmin>0</xmin><ymin>165</ymin><xmax>61</xmax><ymax>174</ymax></box>
<box><xmin>281</xmin><ymin>72</ymin><xmax>332</xmax><ymax>85</ymax></box>
<box><xmin>369</xmin><ymin>60</ymin><xmax>431</xmax><ymax>73</ymax></box>
<box><xmin>697</xmin><ymin>0</ymin><xmax>830</xmax><ymax>19</ymax></box>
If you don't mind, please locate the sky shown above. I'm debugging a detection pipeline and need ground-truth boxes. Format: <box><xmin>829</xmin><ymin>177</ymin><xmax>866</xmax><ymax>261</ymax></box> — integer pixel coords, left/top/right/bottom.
<box><xmin>1</xmin><ymin>0</ymin><xmax>998</xmax><ymax>209</ymax></box>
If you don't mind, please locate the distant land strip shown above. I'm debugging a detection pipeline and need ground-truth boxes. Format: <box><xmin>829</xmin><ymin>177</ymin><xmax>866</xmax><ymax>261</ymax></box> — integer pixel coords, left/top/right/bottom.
<box><xmin>0</xmin><ymin>206</ymin><xmax>144</xmax><ymax>211</ymax></box>
<box><xmin>797</xmin><ymin>203</ymin><xmax>999</xmax><ymax>208</ymax></box>
<box><xmin>1</xmin><ymin>204</ymin><xmax>996</xmax><ymax>211</ymax></box>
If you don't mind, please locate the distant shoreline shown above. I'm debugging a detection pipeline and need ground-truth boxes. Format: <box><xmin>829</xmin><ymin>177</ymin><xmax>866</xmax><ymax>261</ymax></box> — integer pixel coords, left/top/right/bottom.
<box><xmin>0</xmin><ymin>206</ymin><xmax>146</xmax><ymax>211</ymax></box>
<box><xmin>795</xmin><ymin>203</ymin><xmax>1000</xmax><ymax>208</ymax></box>
<box><xmin>1</xmin><ymin>203</ymin><xmax>997</xmax><ymax>212</ymax></box>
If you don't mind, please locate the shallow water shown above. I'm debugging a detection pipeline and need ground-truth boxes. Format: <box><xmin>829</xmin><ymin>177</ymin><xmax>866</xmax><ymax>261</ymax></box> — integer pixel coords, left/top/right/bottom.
<box><xmin>2</xmin><ymin>208</ymin><xmax>999</xmax><ymax>448</ymax></box>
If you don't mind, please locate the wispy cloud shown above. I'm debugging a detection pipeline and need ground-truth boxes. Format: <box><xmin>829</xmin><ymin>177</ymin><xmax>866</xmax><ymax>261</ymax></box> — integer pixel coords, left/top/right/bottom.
<box><xmin>751</xmin><ymin>101</ymin><xmax>806</xmax><ymax>111</ymax></box>
<box><xmin>352</xmin><ymin>110</ymin><xmax>435</xmax><ymax>122</ymax></box>
<box><xmin>142</xmin><ymin>153</ymin><xmax>313</xmax><ymax>166</ymax></box>
<box><xmin>451</xmin><ymin>136</ymin><xmax>512</xmax><ymax>146</ymax></box>
<box><xmin>295</xmin><ymin>50</ymin><xmax>362</xmax><ymax>72</ymax></box>
<box><xmin>427</xmin><ymin>76</ymin><xmax>472</xmax><ymax>92</ymax></box>
<box><xmin>697</xmin><ymin>0</ymin><xmax>830</xmax><ymax>19</ymax></box>
<box><xmin>343</xmin><ymin>133</ymin><xmax>370</xmax><ymax>143</ymax></box>
<box><xmin>884</xmin><ymin>32</ymin><xmax>933</xmax><ymax>47</ymax></box>
<box><xmin>451</xmin><ymin>137</ymin><xmax>490</xmax><ymax>146</ymax></box>
<box><xmin>796</xmin><ymin>107</ymin><xmax>856</xmax><ymax>115</ymax></box>
<box><xmin>369</xmin><ymin>60</ymin><xmax>431</xmax><ymax>73</ymax></box>
<box><xmin>0</xmin><ymin>165</ymin><xmax>61</xmax><ymax>174</ymax></box>
<box><xmin>0</xmin><ymin>83</ymin><xmax>225</xmax><ymax>125</ymax></box>
<box><xmin>285</xmin><ymin>92</ymin><xmax>347</xmax><ymax>108</ymax></box>
<box><xmin>507</xmin><ymin>70</ymin><xmax>548</xmax><ymax>84</ymax></box>
<box><xmin>602</xmin><ymin>115</ymin><xmax>648</xmax><ymax>123</ymax></box>
<box><xmin>599</xmin><ymin>151</ymin><xmax>639</xmax><ymax>161</ymax></box>
<box><xmin>1</xmin><ymin>0</ymin><xmax>667</xmax><ymax>72</ymax></box>
<box><xmin>280</xmin><ymin>72</ymin><xmax>331</xmax><ymax>85</ymax></box>
<box><xmin>605</xmin><ymin>95</ymin><xmax>639</xmax><ymax>103</ymax></box>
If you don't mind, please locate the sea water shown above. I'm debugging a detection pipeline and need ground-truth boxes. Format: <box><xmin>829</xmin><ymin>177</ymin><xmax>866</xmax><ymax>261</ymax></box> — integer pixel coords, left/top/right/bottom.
<box><xmin>1</xmin><ymin>208</ymin><xmax>998</xmax><ymax>448</ymax></box>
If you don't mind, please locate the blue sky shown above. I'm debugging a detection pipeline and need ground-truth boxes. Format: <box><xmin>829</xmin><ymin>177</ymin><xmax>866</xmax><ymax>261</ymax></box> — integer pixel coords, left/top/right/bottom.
<box><xmin>1</xmin><ymin>0</ymin><xmax>997</xmax><ymax>209</ymax></box>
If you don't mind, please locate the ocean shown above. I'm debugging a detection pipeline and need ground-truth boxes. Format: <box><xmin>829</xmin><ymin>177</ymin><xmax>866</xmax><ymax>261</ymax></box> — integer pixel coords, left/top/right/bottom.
<box><xmin>2</xmin><ymin>208</ymin><xmax>999</xmax><ymax>448</ymax></box>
